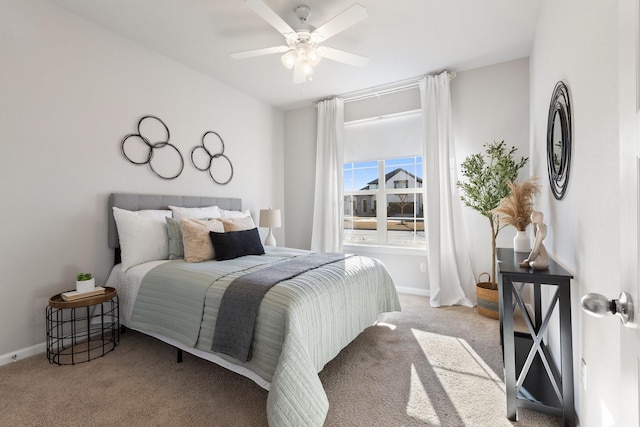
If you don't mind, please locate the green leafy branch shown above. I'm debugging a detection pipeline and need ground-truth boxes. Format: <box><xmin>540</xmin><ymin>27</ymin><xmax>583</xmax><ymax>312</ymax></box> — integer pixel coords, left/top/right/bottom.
<box><xmin>457</xmin><ymin>141</ymin><xmax>528</xmax><ymax>286</ymax></box>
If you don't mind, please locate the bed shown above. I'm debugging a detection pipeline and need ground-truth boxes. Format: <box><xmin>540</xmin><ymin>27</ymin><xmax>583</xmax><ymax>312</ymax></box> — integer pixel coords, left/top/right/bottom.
<box><xmin>105</xmin><ymin>193</ymin><xmax>401</xmax><ymax>426</ymax></box>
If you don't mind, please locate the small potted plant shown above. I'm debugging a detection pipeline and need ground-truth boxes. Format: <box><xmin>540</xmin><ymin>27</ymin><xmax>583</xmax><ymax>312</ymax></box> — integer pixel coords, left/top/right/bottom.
<box><xmin>76</xmin><ymin>272</ymin><xmax>95</xmax><ymax>292</ymax></box>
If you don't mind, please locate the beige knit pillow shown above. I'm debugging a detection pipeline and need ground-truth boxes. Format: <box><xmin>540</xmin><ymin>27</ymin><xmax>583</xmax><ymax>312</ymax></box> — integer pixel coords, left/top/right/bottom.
<box><xmin>180</xmin><ymin>218</ymin><xmax>224</xmax><ymax>263</ymax></box>
<box><xmin>218</xmin><ymin>216</ymin><xmax>256</xmax><ymax>232</ymax></box>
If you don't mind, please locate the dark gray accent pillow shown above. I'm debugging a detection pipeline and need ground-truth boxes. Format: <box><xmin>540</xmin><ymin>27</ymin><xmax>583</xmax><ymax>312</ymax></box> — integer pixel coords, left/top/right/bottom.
<box><xmin>165</xmin><ymin>217</ymin><xmax>184</xmax><ymax>260</ymax></box>
<box><xmin>209</xmin><ymin>228</ymin><xmax>265</xmax><ymax>260</ymax></box>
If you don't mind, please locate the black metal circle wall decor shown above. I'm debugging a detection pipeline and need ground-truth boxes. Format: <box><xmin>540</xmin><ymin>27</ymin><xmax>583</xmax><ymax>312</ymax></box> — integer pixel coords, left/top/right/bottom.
<box><xmin>190</xmin><ymin>131</ymin><xmax>234</xmax><ymax>185</ymax></box>
<box><xmin>121</xmin><ymin>115</ymin><xmax>184</xmax><ymax>180</ymax></box>
<box><xmin>546</xmin><ymin>81</ymin><xmax>572</xmax><ymax>200</ymax></box>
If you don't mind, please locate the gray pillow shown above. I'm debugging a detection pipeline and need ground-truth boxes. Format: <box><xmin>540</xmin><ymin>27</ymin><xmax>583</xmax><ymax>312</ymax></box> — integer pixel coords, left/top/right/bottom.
<box><xmin>165</xmin><ymin>217</ymin><xmax>184</xmax><ymax>260</ymax></box>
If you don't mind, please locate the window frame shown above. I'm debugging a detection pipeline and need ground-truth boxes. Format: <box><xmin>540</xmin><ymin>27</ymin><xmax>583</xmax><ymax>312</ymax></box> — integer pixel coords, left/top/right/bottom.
<box><xmin>343</xmin><ymin>157</ymin><xmax>424</xmax><ymax>248</ymax></box>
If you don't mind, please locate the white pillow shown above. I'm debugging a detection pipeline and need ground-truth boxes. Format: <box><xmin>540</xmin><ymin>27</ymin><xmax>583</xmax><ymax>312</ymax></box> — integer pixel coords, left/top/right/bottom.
<box><xmin>113</xmin><ymin>207</ymin><xmax>171</xmax><ymax>271</ymax></box>
<box><xmin>168</xmin><ymin>205</ymin><xmax>221</xmax><ymax>220</ymax></box>
<box><xmin>219</xmin><ymin>208</ymin><xmax>251</xmax><ymax>218</ymax></box>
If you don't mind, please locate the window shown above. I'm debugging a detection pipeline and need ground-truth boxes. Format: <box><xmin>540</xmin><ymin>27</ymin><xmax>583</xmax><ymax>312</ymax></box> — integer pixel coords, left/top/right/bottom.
<box><xmin>343</xmin><ymin>105</ymin><xmax>423</xmax><ymax>249</ymax></box>
<box><xmin>344</xmin><ymin>156</ymin><xmax>424</xmax><ymax>248</ymax></box>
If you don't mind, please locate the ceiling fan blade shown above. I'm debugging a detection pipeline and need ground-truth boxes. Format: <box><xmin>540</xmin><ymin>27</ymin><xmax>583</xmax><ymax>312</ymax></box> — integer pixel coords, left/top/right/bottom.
<box><xmin>244</xmin><ymin>0</ymin><xmax>298</xmax><ymax>41</ymax></box>
<box><xmin>231</xmin><ymin>45</ymin><xmax>289</xmax><ymax>59</ymax></box>
<box><xmin>318</xmin><ymin>46</ymin><xmax>369</xmax><ymax>67</ymax></box>
<box><xmin>292</xmin><ymin>62</ymin><xmax>306</xmax><ymax>84</ymax></box>
<box><xmin>311</xmin><ymin>4</ymin><xmax>367</xmax><ymax>43</ymax></box>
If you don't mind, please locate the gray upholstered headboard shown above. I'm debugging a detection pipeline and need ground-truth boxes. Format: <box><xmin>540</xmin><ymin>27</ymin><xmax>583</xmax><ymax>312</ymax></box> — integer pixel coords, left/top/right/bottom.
<box><xmin>108</xmin><ymin>193</ymin><xmax>242</xmax><ymax>250</ymax></box>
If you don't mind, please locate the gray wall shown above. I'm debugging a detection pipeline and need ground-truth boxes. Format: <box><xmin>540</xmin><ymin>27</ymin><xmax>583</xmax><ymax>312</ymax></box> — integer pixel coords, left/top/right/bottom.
<box><xmin>283</xmin><ymin>106</ymin><xmax>317</xmax><ymax>250</ymax></box>
<box><xmin>452</xmin><ymin>58</ymin><xmax>531</xmax><ymax>280</ymax></box>
<box><xmin>0</xmin><ymin>0</ymin><xmax>284</xmax><ymax>358</ymax></box>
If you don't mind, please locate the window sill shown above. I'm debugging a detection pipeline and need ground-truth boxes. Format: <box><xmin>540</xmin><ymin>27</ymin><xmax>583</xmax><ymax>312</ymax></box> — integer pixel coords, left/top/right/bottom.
<box><xmin>344</xmin><ymin>243</ymin><xmax>427</xmax><ymax>257</ymax></box>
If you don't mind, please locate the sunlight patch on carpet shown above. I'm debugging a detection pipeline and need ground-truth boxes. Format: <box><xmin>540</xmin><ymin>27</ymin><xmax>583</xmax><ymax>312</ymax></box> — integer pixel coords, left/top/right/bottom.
<box><xmin>407</xmin><ymin>363</ymin><xmax>440</xmax><ymax>424</ymax></box>
<box><xmin>376</xmin><ymin>321</ymin><xmax>396</xmax><ymax>330</ymax></box>
<box><xmin>411</xmin><ymin>329</ymin><xmax>512</xmax><ymax>426</ymax></box>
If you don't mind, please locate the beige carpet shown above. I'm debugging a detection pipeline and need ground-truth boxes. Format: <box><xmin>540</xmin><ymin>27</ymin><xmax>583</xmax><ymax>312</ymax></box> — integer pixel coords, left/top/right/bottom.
<box><xmin>0</xmin><ymin>294</ymin><xmax>564</xmax><ymax>426</ymax></box>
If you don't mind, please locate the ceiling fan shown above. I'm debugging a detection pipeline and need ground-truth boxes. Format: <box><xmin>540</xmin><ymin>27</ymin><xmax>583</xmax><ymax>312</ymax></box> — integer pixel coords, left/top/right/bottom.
<box><xmin>231</xmin><ymin>0</ymin><xmax>369</xmax><ymax>84</ymax></box>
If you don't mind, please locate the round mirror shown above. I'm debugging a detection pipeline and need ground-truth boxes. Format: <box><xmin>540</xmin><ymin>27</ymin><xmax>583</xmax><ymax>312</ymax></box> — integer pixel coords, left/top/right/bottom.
<box><xmin>546</xmin><ymin>81</ymin><xmax>572</xmax><ymax>200</ymax></box>
<box><xmin>551</xmin><ymin>111</ymin><xmax>563</xmax><ymax>174</ymax></box>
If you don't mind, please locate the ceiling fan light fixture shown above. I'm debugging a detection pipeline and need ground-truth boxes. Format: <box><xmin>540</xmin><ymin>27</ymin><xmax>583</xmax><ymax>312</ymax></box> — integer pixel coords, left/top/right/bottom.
<box><xmin>305</xmin><ymin>45</ymin><xmax>321</xmax><ymax>66</ymax></box>
<box><xmin>281</xmin><ymin>49</ymin><xmax>297</xmax><ymax>69</ymax></box>
<box><xmin>234</xmin><ymin>1</ymin><xmax>369</xmax><ymax>83</ymax></box>
<box><xmin>302</xmin><ymin>61</ymin><xmax>314</xmax><ymax>76</ymax></box>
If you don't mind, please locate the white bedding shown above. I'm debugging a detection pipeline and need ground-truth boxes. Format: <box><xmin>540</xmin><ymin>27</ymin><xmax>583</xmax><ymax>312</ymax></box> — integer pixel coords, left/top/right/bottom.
<box><xmin>106</xmin><ymin>260</ymin><xmax>167</xmax><ymax>326</ymax></box>
<box><xmin>105</xmin><ymin>259</ymin><xmax>272</xmax><ymax>390</ymax></box>
<box><xmin>106</xmin><ymin>246</ymin><xmax>401</xmax><ymax>426</ymax></box>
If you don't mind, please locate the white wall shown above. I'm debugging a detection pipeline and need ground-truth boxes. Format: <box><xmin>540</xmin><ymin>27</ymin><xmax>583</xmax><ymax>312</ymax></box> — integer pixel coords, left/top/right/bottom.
<box><xmin>451</xmin><ymin>57</ymin><xmax>531</xmax><ymax>281</ymax></box>
<box><xmin>283</xmin><ymin>58</ymin><xmax>530</xmax><ymax>294</ymax></box>
<box><xmin>0</xmin><ymin>0</ymin><xmax>284</xmax><ymax>358</ymax></box>
<box><xmin>530</xmin><ymin>0</ymin><xmax>620</xmax><ymax>423</ymax></box>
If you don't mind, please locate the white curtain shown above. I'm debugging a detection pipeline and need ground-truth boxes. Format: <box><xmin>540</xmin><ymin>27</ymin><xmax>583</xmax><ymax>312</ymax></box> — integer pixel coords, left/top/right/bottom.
<box><xmin>420</xmin><ymin>72</ymin><xmax>475</xmax><ymax>307</ymax></box>
<box><xmin>311</xmin><ymin>98</ymin><xmax>344</xmax><ymax>253</ymax></box>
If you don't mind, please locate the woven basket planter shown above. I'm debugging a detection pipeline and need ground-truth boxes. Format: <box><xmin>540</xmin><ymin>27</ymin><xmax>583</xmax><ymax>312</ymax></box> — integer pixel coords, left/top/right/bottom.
<box><xmin>476</xmin><ymin>272</ymin><xmax>499</xmax><ymax>320</ymax></box>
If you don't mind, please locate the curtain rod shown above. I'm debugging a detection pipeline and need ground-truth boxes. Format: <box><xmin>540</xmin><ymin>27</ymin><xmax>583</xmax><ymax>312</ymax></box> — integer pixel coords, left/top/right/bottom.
<box><xmin>341</xmin><ymin>71</ymin><xmax>456</xmax><ymax>104</ymax></box>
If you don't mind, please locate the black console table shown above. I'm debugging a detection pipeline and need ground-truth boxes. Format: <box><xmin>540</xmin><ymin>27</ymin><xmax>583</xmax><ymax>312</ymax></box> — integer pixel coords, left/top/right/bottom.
<box><xmin>496</xmin><ymin>248</ymin><xmax>575</xmax><ymax>426</ymax></box>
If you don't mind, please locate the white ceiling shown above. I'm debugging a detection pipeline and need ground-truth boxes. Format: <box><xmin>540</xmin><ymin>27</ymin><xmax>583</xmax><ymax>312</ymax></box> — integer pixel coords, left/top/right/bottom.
<box><xmin>44</xmin><ymin>0</ymin><xmax>541</xmax><ymax>111</ymax></box>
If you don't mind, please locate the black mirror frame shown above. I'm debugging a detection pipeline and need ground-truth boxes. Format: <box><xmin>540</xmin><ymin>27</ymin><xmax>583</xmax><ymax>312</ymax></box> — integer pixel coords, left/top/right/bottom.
<box><xmin>546</xmin><ymin>81</ymin><xmax>572</xmax><ymax>200</ymax></box>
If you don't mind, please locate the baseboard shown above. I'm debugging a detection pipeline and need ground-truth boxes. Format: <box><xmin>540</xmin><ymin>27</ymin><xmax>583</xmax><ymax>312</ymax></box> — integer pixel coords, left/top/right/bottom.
<box><xmin>395</xmin><ymin>285</ymin><xmax>429</xmax><ymax>297</ymax></box>
<box><xmin>0</xmin><ymin>288</ymin><xmax>427</xmax><ymax>366</ymax></box>
<box><xmin>0</xmin><ymin>342</ymin><xmax>46</xmax><ymax>366</ymax></box>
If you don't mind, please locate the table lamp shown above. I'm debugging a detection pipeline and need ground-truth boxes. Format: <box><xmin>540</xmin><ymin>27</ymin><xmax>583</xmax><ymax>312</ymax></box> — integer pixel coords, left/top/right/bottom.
<box><xmin>259</xmin><ymin>208</ymin><xmax>281</xmax><ymax>246</ymax></box>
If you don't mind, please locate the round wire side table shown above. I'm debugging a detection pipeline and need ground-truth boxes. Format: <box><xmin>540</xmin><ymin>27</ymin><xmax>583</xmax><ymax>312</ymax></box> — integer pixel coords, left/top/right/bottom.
<box><xmin>46</xmin><ymin>287</ymin><xmax>120</xmax><ymax>365</ymax></box>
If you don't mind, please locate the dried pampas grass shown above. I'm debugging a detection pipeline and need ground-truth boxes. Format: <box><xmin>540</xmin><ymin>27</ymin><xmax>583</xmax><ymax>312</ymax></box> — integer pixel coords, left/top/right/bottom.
<box><xmin>492</xmin><ymin>177</ymin><xmax>541</xmax><ymax>231</ymax></box>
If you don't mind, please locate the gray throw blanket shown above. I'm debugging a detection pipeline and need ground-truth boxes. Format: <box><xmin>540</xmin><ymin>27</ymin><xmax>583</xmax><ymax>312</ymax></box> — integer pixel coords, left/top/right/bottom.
<box><xmin>212</xmin><ymin>253</ymin><xmax>349</xmax><ymax>361</ymax></box>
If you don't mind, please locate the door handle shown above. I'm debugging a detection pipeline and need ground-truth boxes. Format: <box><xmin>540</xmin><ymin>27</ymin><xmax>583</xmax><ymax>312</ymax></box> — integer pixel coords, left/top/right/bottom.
<box><xmin>581</xmin><ymin>292</ymin><xmax>633</xmax><ymax>325</ymax></box>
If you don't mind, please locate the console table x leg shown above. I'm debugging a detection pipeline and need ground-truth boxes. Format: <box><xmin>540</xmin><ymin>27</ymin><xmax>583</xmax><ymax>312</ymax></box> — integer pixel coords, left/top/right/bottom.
<box><xmin>512</xmin><ymin>284</ymin><xmax>562</xmax><ymax>403</ymax></box>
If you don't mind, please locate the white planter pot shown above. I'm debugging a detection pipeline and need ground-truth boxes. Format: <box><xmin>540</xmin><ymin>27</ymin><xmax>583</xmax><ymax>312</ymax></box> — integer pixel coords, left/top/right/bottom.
<box><xmin>76</xmin><ymin>278</ymin><xmax>95</xmax><ymax>292</ymax></box>
<box><xmin>513</xmin><ymin>230</ymin><xmax>530</xmax><ymax>253</ymax></box>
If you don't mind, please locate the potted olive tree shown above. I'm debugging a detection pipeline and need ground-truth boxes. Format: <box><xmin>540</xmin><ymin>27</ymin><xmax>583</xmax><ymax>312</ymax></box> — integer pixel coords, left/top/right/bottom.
<box><xmin>457</xmin><ymin>141</ymin><xmax>527</xmax><ymax>318</ymax></box>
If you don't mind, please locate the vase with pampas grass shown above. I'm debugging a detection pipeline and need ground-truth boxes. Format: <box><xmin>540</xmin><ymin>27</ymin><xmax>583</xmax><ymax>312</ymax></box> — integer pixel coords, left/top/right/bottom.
<box><xmin>492</xmin><ymin>177</ymin><xmax>541</xmax><ymax>253</ymax></box>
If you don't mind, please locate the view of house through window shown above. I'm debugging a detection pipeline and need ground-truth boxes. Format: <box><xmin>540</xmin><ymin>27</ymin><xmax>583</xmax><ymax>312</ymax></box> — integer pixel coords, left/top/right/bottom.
<box><xmin>343</xmin><ymin>156</ymin><xmax>425</xmax><ymax>248</ymax></box>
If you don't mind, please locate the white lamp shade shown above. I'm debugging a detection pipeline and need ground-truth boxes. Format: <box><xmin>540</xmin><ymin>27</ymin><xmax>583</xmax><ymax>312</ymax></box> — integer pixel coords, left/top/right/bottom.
<box><xmin>259</xmin><ymin>209</ymin><xmax>281</xmax><ymax>228</ymax></box>
<box><xmin>281</xmin><ymin>50</ymin><xmax>297</xmax><ymax>69</ymax></box>
<box><xmin>302</xmin><ymin>61</ymin><xmax>314</xmax><ymax>76</ymax></box>
<box><xmin>305</xmin><ymin>46</ymin><xmax>321</xmax><ymax>66</ymax></box>
<box><xmin>260</xmin><ymin>208</ymin><xmax>281</xmax><ymax>247</ymax></box>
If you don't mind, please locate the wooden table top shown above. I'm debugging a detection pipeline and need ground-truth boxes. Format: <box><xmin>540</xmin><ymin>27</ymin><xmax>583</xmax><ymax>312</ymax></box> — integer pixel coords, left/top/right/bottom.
<box><xmin>48</xmin><ymin>287</ymin><xmax>117</xmax><ymax>309</ymax></box>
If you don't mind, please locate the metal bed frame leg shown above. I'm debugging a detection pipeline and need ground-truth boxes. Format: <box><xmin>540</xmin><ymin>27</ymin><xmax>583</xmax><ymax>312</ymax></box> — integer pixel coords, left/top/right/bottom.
<box><xmin>176</xmin><ymin>348</ymin><xmax>183</xmax><ymax>363</ymax></box>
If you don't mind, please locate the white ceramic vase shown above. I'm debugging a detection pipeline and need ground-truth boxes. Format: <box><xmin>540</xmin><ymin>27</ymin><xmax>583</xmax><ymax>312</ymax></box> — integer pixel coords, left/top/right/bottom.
<box><xmin>76</xmin><ymin>278</ymin><xmax>95</xmax><ymax>292</ymax></box>
<box><xmin>513</xmin><ymin>230</ymin><xmax>530</xmax><ymax>253</ymax></box>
